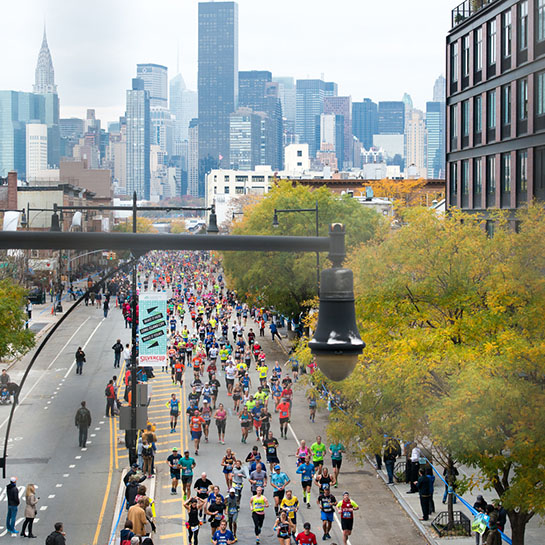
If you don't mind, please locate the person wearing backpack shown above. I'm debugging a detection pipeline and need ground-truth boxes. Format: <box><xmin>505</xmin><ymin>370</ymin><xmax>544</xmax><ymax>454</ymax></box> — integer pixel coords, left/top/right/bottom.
<box><xmin>112</xmin><ymin>339</ymin><xmax>124</xmax><ymax>368</ymax></box>
<box><xmin>105</xmin><ymin>380</ymin><xmax>116</xmax><ymax>417</ymax></box>
<box><xmin>74</xmin><ymin>401</ymin><xmax>92</xmax><ymax>448</ymax></box>
<box><xmin>120</xmin><ymin>519</ymin><xmax>135</xmax><ymax>545</ymax></box>
<box><xmin>142</xmin><ymin>440</ymin><xmax>154</xmax><ymax>478</ymax></box>
<box><xmin>75</xmin><ymin>348</ymin><xmax>86</xmax><ymax>375</ymax></box>
<box><xmin>45</xmin><ymin>522</ymin><xmax>66</xmax><ymax>545</ymax></box>
<box><xmin>383</xmin><ymin>437</ymin><xmax>401</xmax><ymax>485</ymax></box>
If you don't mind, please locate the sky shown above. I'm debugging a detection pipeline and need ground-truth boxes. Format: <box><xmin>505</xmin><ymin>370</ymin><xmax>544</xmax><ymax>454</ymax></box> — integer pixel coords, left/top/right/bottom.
<box><xmin>0</xmin><ymin>0</ymin><xmax>453</xmax><ymax>124</ymax></box>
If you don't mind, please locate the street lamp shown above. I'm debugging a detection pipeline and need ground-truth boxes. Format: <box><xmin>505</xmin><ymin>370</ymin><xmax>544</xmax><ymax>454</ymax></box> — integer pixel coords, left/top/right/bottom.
<box><xmin>308</xmin><ymin>223</ymin><xmax>365</xmax><ymax>381</ymax></box>
<box><xmin>272</xmin><ymin>202</ymin><xmax>320</xmax><ymax>293</ymax></box>
<box><xmin>207</xmin><ymin>204</ymin><xmax>219</xmax><ymax>234</ymax></box>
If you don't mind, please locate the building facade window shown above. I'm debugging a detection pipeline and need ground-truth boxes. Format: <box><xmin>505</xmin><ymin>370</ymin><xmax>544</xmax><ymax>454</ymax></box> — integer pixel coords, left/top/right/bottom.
<box><xmin>517</xmin><ymin>149</ymin><xmax>528</xmax><ymax>193</ymax></box>
<box><xmin>450</xmin><ymin>104</ymin><xmax>458</xmax><ymax>149</ymax></box>
<box><xmin>474</xmin><ymin>157</ymin><xmax>483</xmax><ymax>195</ymax></box>
<box><xmin>502</xmin><ymin>10</ymin><xmax>512</xmax><ymax>58</ymax></box>
<box><xmin>475</xmin><ymin>27</ymin><xmax>483</xmax><ymax>71</ymax></box>
<box><xmin>538</xmin><ymin>0</ymin><xmax>545</xmax><ymax>42</ymax></box>
<box><xmin>462</xmin><ymin>159</ymin><xmax>470</xmax><ymax>195</ymax></box>
<box><xmin>519</xmin><ymin>1</ymin><xmax>528</xmax><ymax>50</ymax></box>
<box><xmin>462</xmin><ymin>35</ymin><xmax>470</xmax><ymax>78</ymax></box>
<box><xmin>501</xmin><ymin>85</ymin><xmax>511</xmax><ymax>126</ymax></box>
<box><xmin>451</xmin><ymin>42</ymin><xmax>459</xmax><ymax>82</ymax></box>
<box><xmin>487</xmin><ymin>90</ymin><xmax>497</xmax><ymax>129</ymax></box>
<box><xmin>462</xmin><ymin>100</ymin><xmax>470</xmax><ymax>137</ymax></box>
<box><xmin>488</xmin><ymin>20</ymin><xmax>497</xmax><ymax>65</ymax></box>
<box><xmin>487</xmin><ymin>156</ymin><xmax>496</xmax><ymax>194</ymax></box>
<box><xmin>501</xmin><ymin>153</ymin><xmax>511</xmax><ymax>194</ymax></box>
<box><xmin>474</xmin><ymin>95</ymin><xmax>482</xmax><ymax>134</ymax></box>
<box><xmin>450</xmin><ymin>161</ymin><xmax>458</xmax><ymax>197</ymax></box>
<box><xmin>518</xmin><ymin>78</ymin><xmax>528</xmax><ymax>119</ymax></box>
<box><xmin>537</xmin><ymin>72</ymin><xmax>545</xmax><ymax>115</ymax></box>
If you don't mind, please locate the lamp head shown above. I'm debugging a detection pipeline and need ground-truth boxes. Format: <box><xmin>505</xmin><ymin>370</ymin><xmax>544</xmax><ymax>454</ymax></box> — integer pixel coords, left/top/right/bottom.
<box><xmin>308</xmin><ymin>267</ymin><xmax>364</xmax><ymax>381</ymax></box>
<box><xmin>20</xmin><ymin>210</ymin><xmax>27</xmax><ymax>228</ymax></box>
<box><xmin>207</xmin><ymin>204</ymin><xmax>219</xmax><ymax>234</ymax></box>
<box><xmin>272</xmin><ymin>211</ymin><xmax>279</xmax><ymax>228</ymax></box>
<box><xmin>50</xmin><ymin>211</ymin><xmax>61</xmax><ymax>232</ymax></box>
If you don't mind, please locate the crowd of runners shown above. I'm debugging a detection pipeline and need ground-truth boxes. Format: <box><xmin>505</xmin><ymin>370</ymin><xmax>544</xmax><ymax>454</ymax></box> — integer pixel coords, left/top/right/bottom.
<box><xmin>116</xmin><ymin>251</ymin><xmax>358</xmax><ymax>545</ymax></box>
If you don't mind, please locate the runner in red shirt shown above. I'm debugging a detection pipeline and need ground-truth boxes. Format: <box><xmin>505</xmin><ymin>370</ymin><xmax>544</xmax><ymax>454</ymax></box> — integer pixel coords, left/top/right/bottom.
<box><xmin>296</xmin><ymin>522</ymin><xmax>317</xmax><ymax>545</ymax></box>
<box><xmin>190</xmin><ymin>409</ymin><xmax>206</xmax><ymax>455</ymax></box>
<box><xmin>277</xmin><ymin>399</ymin><xmax>291</xmax><ymax>439</ymax></box>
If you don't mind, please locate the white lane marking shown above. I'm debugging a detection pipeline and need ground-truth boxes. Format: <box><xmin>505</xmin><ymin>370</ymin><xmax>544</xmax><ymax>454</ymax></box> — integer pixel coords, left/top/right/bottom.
<box><xmin>63</xmin><ymin>318</ymin><xmax>105</xmax><ymax>379</ymax></box>
<box><xmin>39</xmin><ymin>505</ymin><xmax>48</xmax><ymax>511</ymax></box>
<box><xmin>0</xmin><ymin>317</ymin><xmax>91</xmax><ymax>432</ymax></box>
<box><xmin>75</xmin><ymin>456</ymin><xmax>81</xmax><ymax>459</ymax></box>
<box><xmin>90</xmin><ymin>434</ymin><xmax>96</xmax><ymax>437</ymax></box>
<box><xmin>47</xmin><ymin>401</ymin><xmax>51</xmax><ymax>404</ymax></box>
<box><xmin>43</xmin><ymin>407</ymin><xmax>48</xmax><ymax>410</ymax></box>
<box><xmin>86</xmin><ymin>441</ymin><xmax>92</xmax><ymax>444</ymax></box>
<box><xmin>81</xmin><ymin>447</ymin><xmax>87</xmax><ymax>451</ymax></box>
<box><xmin>99</xmin><ymin>421</ymin><xmax>105</xmax><ymax>424</ymax></box>
<box><xmin>55</xmin><ymin>483</ymin><xmax>62</xmax><ymax>488</ymax></box>
<box><xmin>94</xmin><ymin>427</ymin><xmax>100</xmax><ymax>430</ymax></box>
<box><xmin>63</xmin><ymin>474</ymin><xmax>69</xmax><ymax>477</ymax></box>
<box><xmin>48</xmin><ymin>494</ymin><xmax>55</xmax><ymax>498</ymax></box>
<box><xmin>288</xmin><ymin>423</ymin><xmax>353</xmax><ymax>545</ymax></box>
<box><xmin>69</xmin><ymin>465</ymin><xmax>75</xmax><ymax>468</ymax></box>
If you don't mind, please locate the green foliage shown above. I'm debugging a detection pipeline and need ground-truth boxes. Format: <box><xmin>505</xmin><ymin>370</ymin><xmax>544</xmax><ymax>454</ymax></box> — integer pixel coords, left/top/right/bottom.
<box><xmin>222</xmin><ymin>181</ymin><xmax>383</xmax><ymax>316</ymax></box>
<box><xmin>296</xmin><ymin>206</ymin><xmax>545</xmax><ymax>543</ymax></box>
<box><xmin>113</xmin><ymin>218</ymin><xmax>158</xmax><ymax>233</ymax></box>
<box><xmin>0</xmin><ymin>279</ymin><xmax>35</xmax><ymax>361</ymax></box>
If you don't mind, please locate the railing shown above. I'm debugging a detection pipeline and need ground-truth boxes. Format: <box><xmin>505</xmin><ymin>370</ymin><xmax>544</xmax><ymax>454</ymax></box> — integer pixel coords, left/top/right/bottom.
<box><xmin>451</xmin><ymin>0</ymin><xmax>496</xmax><ymax>28</ymax></box>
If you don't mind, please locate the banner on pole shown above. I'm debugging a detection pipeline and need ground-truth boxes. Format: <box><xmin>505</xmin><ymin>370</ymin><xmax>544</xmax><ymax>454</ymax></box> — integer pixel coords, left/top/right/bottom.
<box><xmin>139</xmin><ymin>292</ymin><xmax>167</xmax><ymax>367</ymax></box>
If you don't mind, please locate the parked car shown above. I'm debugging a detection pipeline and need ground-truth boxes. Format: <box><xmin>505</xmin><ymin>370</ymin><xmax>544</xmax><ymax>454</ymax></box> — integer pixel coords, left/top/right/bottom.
<box><xmin>27</xmin><ymin>286</ymin><xmax>46</xmax><ymax>304</ymax></box>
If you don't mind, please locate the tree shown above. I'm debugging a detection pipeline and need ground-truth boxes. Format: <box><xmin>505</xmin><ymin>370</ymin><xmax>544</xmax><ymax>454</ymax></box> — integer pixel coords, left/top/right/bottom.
<box><xmin>169</xmin><ymin>220</ymin><xmax>186</xmax><ymax>234</ymax></box>
<box><xmin>296</xmin><ymin>206</ymin><xmax>545</xmax><ymax>545</ymax></box>
<box><xmin>112</xmin><ymin>218</ymin><xmax>158</xmax><ymax>233</ymax></box>
<box><xmin>221</xmin><ymin>181</ymin><xmax>382</xmax><ymax>316</ymax></box>
<box><xmin>0</xmin><ymin>279</ymin><xmax>35</xmax><ymax>361</ymax></box>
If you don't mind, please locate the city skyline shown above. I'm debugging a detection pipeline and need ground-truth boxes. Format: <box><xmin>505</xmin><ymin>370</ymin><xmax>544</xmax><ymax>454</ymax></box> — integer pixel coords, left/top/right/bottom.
<box><xmin>0</xmin><ymin>0</ymin><xmax>450</xmax><ymax>123</ymax></box>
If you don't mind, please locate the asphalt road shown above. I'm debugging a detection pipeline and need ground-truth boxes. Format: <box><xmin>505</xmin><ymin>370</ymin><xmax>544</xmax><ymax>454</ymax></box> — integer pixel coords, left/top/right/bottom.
<box><xmin>0</xmin><ymin>278</ymin><xmax>426</xmax><ymax>545</ymax></box>
<box><xmin>0</xmin><ymin>299</ymin><xmax>129</xmax><ymax>544</ymax></box>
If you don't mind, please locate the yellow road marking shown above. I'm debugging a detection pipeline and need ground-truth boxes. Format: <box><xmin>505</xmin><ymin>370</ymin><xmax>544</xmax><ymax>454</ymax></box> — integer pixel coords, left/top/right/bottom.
<box><xmin>159</xmin><ymin>532</ymin><xmax>184</xmax><ymax>539</ymax></box>
<box><xmin>92</xmin><ymin>408</ymin><xmax>114</xmax><ymax>545</ymax></box>
<box><xmin>161</xmin><ymin>497</ymin><xmax>183</xmax><ymax>504</ymax></box>
<box><xmin>160</xmin><ymin>513</ymin><xmax>184</xmax><ymax>518</ymax></box>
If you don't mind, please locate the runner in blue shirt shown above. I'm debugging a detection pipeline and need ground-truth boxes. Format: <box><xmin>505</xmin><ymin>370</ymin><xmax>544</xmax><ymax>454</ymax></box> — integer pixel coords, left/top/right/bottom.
<box><xmin>212</xmin><ymin>518</ymin><xmax>235</xmax><ymax>545</ymax></box>
<box><xmin>270</xmin><ymin>464</ymin><xmax>291</xmax><ymax>515</ymax></box>
<box><xmin>296</xmin><ymin>456</ymin><xmax>315</xmax><ymax>508</ymax></box>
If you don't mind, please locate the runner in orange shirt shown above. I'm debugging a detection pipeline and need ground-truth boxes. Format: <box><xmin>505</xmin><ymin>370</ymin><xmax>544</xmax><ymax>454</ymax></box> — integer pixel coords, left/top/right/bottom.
<box><xmin>277</xmin><ymin>399</ymin><xmax>291</xmax><ymax>440</ymax></box>
<box><xmin>190</xmin><ymin>409</ymin><xmax>206</xmax><ymax>455</ymax></box>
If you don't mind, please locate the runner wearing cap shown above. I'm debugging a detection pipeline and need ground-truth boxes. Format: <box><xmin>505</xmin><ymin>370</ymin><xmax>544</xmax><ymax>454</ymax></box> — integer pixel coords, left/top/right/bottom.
<box><xmin>225</xmin><ymin>487</ymin><xmax>240</xmax><ymax>540</ymax></box>
<box><xmin>180</xmin><ymin>450</ymin><xmax>196</xmax><ymax>500</ymax></box>
<box><xmin>270</xmin><ymin>464</ymin><xmax>290</xmax><ymax>515</ymax></box>
<box><xmin>166</xmin><ymin>393</ymin><xmax>180</xmax><ymax>433</ymax></box>
<box><xmin>167</xmin><ymin>448</ymin><xmax>182</xmax><ymax>495</ymax></box>
<box><xmin>317</xmin><ymin>486</ymin><xmax>336</xmax><ymax>540</ymax></box>
<box><xmin>336</xmin><ymin>491</ymin><xmax>359</xmax><ymax>545</ymax></box>
<box><xmin>296</xmin><ymin>522</ymin><xmax>317</xmax><ymax>545</ymax></box>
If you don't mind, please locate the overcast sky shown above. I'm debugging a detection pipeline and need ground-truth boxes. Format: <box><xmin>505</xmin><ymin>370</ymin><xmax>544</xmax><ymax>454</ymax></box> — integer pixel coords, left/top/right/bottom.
<box><xmin>0</xmin><ymin>0</ymin><xmax>452</xmax><ymax>124</ymax></box>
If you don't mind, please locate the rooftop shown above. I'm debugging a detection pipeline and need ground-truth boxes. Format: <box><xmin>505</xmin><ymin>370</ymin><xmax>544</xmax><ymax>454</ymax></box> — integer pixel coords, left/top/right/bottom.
<box><xmin>451</xmin><ymin>0</ymin><xmax>497</xmax><ymax>29</ymax></box>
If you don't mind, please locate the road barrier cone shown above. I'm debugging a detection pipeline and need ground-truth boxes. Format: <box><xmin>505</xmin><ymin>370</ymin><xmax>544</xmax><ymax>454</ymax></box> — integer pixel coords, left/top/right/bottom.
<box><xmin>51</xmin><ymin>304</ymin><xmax>55</xmax><ymax>315</ymax></box>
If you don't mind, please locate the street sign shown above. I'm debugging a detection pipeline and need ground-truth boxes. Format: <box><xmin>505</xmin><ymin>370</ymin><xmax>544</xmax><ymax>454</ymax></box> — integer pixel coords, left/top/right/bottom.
<box><xmin>139</xmin><ymin>292</ymin><xmax>167</xmax><ymax>367</ymax></box>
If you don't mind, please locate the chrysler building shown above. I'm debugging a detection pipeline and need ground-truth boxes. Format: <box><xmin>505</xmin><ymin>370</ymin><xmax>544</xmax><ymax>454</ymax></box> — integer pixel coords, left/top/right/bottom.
<box><xmin>33</xmin><ymin>27</ymin><xmax>57</xmax><ymax>94</ymax></box>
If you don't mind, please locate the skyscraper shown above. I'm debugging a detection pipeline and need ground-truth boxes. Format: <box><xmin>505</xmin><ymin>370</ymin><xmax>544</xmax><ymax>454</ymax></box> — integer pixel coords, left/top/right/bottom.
<box><xmin>323</xmin><ymin>96</ymin><xmax>352</xmax><ymax>168</ymax></box>
<box><xmin>433</xmin><ymin>75</ymin><xmax>446</xmax><ymax>103</ymax></box>
<box><xmin>188</xmin><ymin>119</ymin><xmax>199</xmax><ymax>197</ymax></box>
<box><xmin>198</xmin><ymin>1</ymin><xmax>239</xmax><ymax>197</ymax></box>
<box><xmin>126</xmin><ymin>78</ymin><xmax>151</xmax><ymax>199</ymax></box>
<box><xmin>238</xmin><ymin>71</ymin><xmax>283</xmax><ymax>169</ymax></box>
<box><xmin>273</xmin><ymin>77</ymin><xmax>296</xmax><ymax>143</ymax></box>
<box><xmin>169</xmin><ymin>73</ymin><xmax>198</xmax><ymax>145</ymax></box>
<box><xmin>0</xmin><ymin>91</ymin><xmax>44</xmax><ymax>178</ymax></box>
<box><xmin>136</xmin><ymin>64</ymin><xmax>168</xmax><ymax>108</ymax></box>
<box><xmin>33</xmin><ymin>27</ymin><xmax>60</xmax><ymax>168</ymax></box>
<box><xmin>295</xmin><ymin>79</ymin><xmax>337</xmax><ymax>157</ymax></box>
<box><xmin>378</xmin><ymin>101</ymin><xmax>405</xmax><ymax>134</ymax></box>
<box><xmin>352</xmin><ymin>99</ymin><xmax>378</xmax><ymax>149</ymax></box>
<box><xmin>405</xmin><ymin>109</ymin><xmax>427</xmax><ymax>177</ymax></box>
<box><xmin>229</xmin><ymin>108</ymin><xmax>262</xmax><ymax>170</ymax></box>
<box><xmin>426</xmin><ymin>101</ymin><xmax>445</xmax><ymax>178</ymax></box>
<box><xmin>26</xmin><ymin>123</ymin><xmax>48</xmax><ymax>180</ymax></box>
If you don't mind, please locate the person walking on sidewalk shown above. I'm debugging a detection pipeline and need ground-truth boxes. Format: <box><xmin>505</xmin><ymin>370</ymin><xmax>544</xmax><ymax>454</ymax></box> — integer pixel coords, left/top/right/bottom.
<box><xmin>414</xmin><ymin>468</ymin><xmax>432</xmax><ymax>521</ymax></box>
<box><xmin>75</xmin><ymin>401</ymin><xmax>92</xmax><ymax>447</ymax></box>
<box><xmin>112</xmin><ymin>339</ymin><xmax>124</xmax><ymax>368</ymax></box>
<box><xmin>336</xmin><ymin>492</ymin><xmax>359</xmax><ymax>545</ymax></box>
<box><xmin>21</xmin><ymin>483</ymin><xmax>38</xmax><ymax>538</ymax></box>
<box><xmin>105</xmin><ymin>380</ymin><xmax>116</xmax><ymax>417</ymax></box>
<box><xmin>103</xmin><ymin>297</ymin><xmax>110</xmax><ymax>318</ymax></box>
<box><xmin>270</xmin><ymin>321</ymin><xmax>282</xmax><ymax>342</ymax></box>
<box><xmin>383</xmin><ymin>437</ymin><xmax>401</xmax><ymax>485</ymax></box>
<box><xmin>5</xmin><ymin>476</ymin><xmax>19</xmax><ymax>535</ymax></box>
<box><xmin>75</xmin><ymin>347</ymin><xmax>86</xmax><ymax>375</ymax></box>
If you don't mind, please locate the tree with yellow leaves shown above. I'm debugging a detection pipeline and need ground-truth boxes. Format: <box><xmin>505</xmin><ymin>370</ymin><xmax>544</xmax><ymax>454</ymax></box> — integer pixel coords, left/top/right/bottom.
<box><xmin>297</xmin><ymin>206</ymin><xmax>545</xmax><ymax>545</ymax></box>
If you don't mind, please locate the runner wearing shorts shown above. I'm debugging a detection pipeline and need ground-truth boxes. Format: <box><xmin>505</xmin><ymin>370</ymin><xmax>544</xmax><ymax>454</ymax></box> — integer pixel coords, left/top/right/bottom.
<box><xmin>296</xmin><ymin>456</ymin><xmax>315</xmax><ymax>508</ymax></box>
<box><xmin>167</xmin><ymin>393</ymin><xmax>180</xmax><ymax>433</ymax></box>
<box><xmin>336</xmin><ymin>492</ymin><xmax>359</xmax><ymax>545</ymax></box>
<box><xmin>180</xmin><ymin>450</ymin><xmax>196</xmax><ymax>500</ymax></box>
<box><xmin>277</xmin><ymin>399</ymin><xmax>291</xmax><ymax>439</ymax></box>
<box><xmin>167</xmin><ymin>447</ymin><xmax>182</xmax><ymax>495</ymax></box>
<box><xmin>221</xmin><ymin>448</ymin><xmax>237</xmax><ymax>488</ymax></box>
<box><xmin>190</xmin><ymin>410</ymin><xmax>206</xmax><ymax>455</ymax></box>
<box><xmin>214</xmin><ymin>403</ymin><xmax>227</xmax><ymax>444</ymax></box>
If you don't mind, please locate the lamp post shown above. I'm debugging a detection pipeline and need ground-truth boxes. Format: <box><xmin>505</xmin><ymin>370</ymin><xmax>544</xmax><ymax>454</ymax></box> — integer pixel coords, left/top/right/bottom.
<box><xmin>0</xmin><ymin>226</ymin><xmax>365</xmax><ymax>381</ymax></box>
<box><xmin>273</xmin><ymin>201</ymin><xmax>320</xmax><ymax>293</ymax></box>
